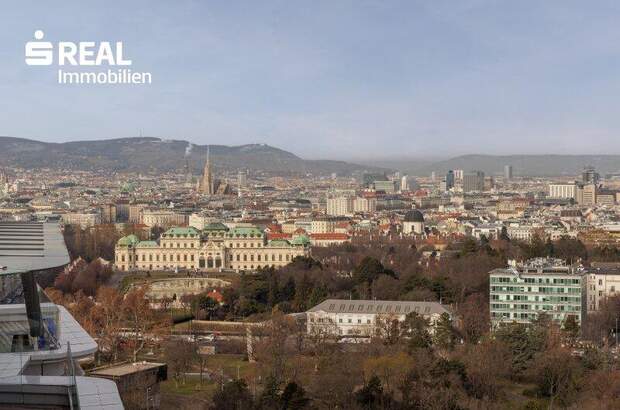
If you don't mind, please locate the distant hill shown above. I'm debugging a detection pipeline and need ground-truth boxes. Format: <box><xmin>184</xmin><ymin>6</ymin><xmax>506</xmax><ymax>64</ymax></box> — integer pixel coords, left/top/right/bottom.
<box><xmin>400</xmin><ymin>154</ymin><xmax>620</xmax><ymax>177</ymax></box>
<box><xmin>0</xmin><ymin>136</ymin><xmax>385</xmax><ymax>176</ymax></box>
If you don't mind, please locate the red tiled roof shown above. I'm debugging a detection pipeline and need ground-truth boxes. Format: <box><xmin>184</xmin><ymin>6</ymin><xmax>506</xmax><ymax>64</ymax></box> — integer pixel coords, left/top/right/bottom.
<box><xmin>266</xmin><ymin>224</ymin><xmax>282</xmax><ymax>232</ymax></box>
<box><xmin>310</xmin><ymin>233</ymin><xmax>350</xmax><ymax>240</ymax></box>
<box><xmin>206</xmin><ymin>290</ymin><xmax>224</xmax><ymax>303</ymax></box>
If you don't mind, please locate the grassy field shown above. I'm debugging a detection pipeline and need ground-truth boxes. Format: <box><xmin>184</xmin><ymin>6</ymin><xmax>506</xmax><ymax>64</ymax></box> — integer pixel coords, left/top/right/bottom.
<box><xmin>160</xmin><ymin>353</ymin><xmax>258</xmax><ymax>409</ymax></box>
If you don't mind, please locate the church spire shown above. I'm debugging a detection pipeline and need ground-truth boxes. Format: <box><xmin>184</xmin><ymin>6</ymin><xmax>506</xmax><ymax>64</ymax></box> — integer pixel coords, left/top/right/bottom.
<box><xmin>197</xmin><ymin>145</ymin><xmax>214</xmax><ymax>195</ymax></box>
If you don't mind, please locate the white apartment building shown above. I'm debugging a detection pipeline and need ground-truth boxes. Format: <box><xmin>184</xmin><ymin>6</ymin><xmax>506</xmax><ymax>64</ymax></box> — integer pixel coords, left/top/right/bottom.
<box><xmin>61</xmin><ymin>211</ymin><xmax>101</xmax><ymax>228</ymax></box>
<box><xmin>306</xmin><ymin>299</ymin><xmax>452</xmax><ymax>337</ymax></box>
<box><xmin>548</xmin><ymin>183</ymin><xmax>577</xmax><ymax>199</ymax></box>
<box><xmin>141</xmin><ymin>209</ymin><xmax>188</xmax><ymax>228</ymax></box>
<box><xmin>471</xmin><ymin>224</ymin><xmax>501</xmax><ymax>240</ymax></box>
<box><xmin>507</xmin><ymin>225</ymin><xmax>534</xmax><ymax>242</ymax></box>
<box><xmin>585</xmin><ymin>268</ymin><xmax>620</xmax><ymax>312</ymax></box>
<box><xmin>353</xmin><ymin>197</ymin><xmax>377</xmax><ymax>213</ymax></box>
<box><xmin>326</xmin><ymin>196</ymin><xmax>354</xmax><ymax>216</ymax></box>
<box><xmin>189</xmin><ymin>213</ymin><xmax>219</xmax><ymax>230</ymax></box>
<box><xmin>311</xmin><ymin>218</ymin><xmax>337</xmax><ymax>234</ymax></box>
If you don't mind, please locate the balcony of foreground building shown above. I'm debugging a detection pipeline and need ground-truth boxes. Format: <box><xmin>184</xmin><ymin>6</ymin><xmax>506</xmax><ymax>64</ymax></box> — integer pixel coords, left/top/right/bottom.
<box><xmin>0</xmin><ymin>221</ymin><xmax>123</xmax><ymax>409</ymax></box>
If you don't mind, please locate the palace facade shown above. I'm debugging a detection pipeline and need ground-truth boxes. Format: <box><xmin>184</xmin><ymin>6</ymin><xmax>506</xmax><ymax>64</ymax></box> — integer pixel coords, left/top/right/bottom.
<box><xmin>114</xmin><ymin>223</ymin><xmax>310</xmax><ymax>272</ymax></box>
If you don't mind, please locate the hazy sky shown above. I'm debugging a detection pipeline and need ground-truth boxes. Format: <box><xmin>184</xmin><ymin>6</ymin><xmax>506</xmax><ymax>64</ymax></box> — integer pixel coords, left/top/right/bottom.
<box><xmin>2</xmin><ymin>1</ymin><xmax>620</xmax><ymax>159</ymax></box>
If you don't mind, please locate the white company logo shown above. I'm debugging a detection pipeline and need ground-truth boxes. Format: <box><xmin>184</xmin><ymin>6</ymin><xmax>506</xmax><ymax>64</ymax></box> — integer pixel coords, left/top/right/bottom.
<box><xmin>25</xmin><ymin>30</ymin><xmax>151</xmax><ymax>84</ymax></box>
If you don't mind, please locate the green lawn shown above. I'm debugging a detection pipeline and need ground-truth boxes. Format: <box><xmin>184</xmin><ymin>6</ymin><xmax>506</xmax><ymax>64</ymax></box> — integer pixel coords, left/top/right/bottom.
<box><xmin>160</xmin><ymin>354</ymin><xmax>256</xmax><ymax>399</ymax></box>
<box><xmin>161</xmin><ymin>375</ymin><xmax>218</xmax><ymax>396</ymax></box>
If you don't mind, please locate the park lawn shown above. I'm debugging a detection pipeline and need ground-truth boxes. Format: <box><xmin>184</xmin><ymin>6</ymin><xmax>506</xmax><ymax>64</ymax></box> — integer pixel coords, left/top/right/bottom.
<box><xmin>161</xmin><ymin>375</ymin><xmax>218</xmax><ymax>396</ymax></box>
<box><xmin>202</xmin><ymin>354</ymin><xmax>257</xmax><ymax>380</ymax></box>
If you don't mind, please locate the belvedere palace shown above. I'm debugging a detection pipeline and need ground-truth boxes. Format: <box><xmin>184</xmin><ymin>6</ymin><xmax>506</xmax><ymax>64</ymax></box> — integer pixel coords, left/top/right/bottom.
<box><xmin>114</xmin><ymin>223</ymin><xmax>310</xmax><ymax>272</ymax></box>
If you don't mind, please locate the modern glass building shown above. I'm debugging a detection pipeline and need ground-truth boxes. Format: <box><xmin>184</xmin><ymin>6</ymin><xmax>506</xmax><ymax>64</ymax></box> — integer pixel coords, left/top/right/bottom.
<box><xmin>490</xmin><ymin>258</ymin><xmax>586</xmax><ymax>327</ymax></box>
<box><xmin>0</xmin><ymin>221</ymin><xmax>124</xmax><ymax>409</ymax></box>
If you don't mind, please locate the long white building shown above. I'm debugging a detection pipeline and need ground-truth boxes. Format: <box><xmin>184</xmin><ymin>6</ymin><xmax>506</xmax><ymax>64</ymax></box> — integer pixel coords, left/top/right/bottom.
<box><xmin>548</xmin><ymin>183</ymin><xmax>577</xmax><ymax>199</ymax></box>
<box><xmin>306</xmin><ymin>299</ymin><xmax>451</xmax><ymax>337</ymax></box>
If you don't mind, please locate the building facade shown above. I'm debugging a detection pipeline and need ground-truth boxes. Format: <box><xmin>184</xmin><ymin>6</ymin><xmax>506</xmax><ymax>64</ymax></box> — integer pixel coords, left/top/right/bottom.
<box><xmin>548</xmin><ymin>183</ymin><xmax>577</xmax><ymax>199</ymax></box>
<box><xmin>490</xmin><ymin>258</ymin><xmax>585</xmax><ymax>327</ymax></box>
<box><xmin>463</xmin><ymin>171</ymin><xmax>485</xmax><ymax>192</ymax></box>
<box><xmin>307</xmin><ymin>299</ymin><xmax>452</xmax><ymax>337</ymax></box>
<box><xmin>585</xmin><ymin>268</ymin><xmax>620</xmax><ymax>313</ymax></box>
<box><xmin>353</xmin><ymin>197</ymin><xmax>377</xmax><ymax>213</ymax></box>
<box><xmin>115</xmin><ymin>224</ymin><xmax>310</xmax><ymax>272</ymax></box>
<box><xmin>326</xmin><ymin>196</ymin><xmax>353</xmax><ymax>216</ymax></box>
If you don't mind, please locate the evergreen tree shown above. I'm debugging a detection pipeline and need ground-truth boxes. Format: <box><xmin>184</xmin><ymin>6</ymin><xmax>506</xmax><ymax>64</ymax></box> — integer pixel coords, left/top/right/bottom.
<box><xmin>308</xmin><ymin>283</ymin><xmax>328</xmax><ymax>307</ymax></box>
<box><xmin>403</xmin><ymin>312</ymin><xmax>432</xmax><ymax>352</ymax></box>
<box><xmin>210</xmin><ymin>379</ymin><xmax>254</xmax><ymax>410</ymax></box>
<box><xmin>280</xmin><ymin>382</ymin><xmax>310</xmax><ymax>409</ymax></box>
<box><xmin>433</xmin><ymin>312</ymin><xmax>456</xmax><ymax>350</ymax></box>
<box><xmin>281</xmin><ymin>277</ymin><xmax>296</xmax><ymax>301</ymax></box>
<box><xmin>293</xmin><ymin>273</ymin><xmax>312</xmax><ymax>311</ymax></box>
<box><xmin>258</xmin><ymin>374</ymin><xmax>281</xmax><ymax>410</ymax></box>
<box><xmin>355</xmin><ymin>375</ymin><xmax>385</xmax><ymax>409</ymax></box>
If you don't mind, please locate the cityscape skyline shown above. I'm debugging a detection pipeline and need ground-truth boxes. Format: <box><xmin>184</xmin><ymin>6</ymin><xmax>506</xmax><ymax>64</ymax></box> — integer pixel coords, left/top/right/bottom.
<box><xmin>4</xmin><ymin>1</ymin><xmax>620</xmax><ymax>158</ymax></box>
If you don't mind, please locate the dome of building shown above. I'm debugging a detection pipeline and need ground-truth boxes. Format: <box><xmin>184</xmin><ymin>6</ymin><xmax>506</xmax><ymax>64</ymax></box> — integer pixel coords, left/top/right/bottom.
<box><xmin>404</xmin><ymin>210</ymin><xmax>424</xmax><ymax>223</ymax></box>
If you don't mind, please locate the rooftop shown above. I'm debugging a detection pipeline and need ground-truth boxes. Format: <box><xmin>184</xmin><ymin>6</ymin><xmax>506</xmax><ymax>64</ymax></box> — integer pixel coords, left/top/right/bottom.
<box><xmin>90</xmin><ymin>361</ymin><xmax>166</xmax><ymax>378</ymax></box>
<box><xmin>0</xmin><ymin>222</ymin><xmax>70</xmax><ymax>275</ymax></box>
<box><xmin>308</xmin><ymin>299</ymin><xmax>451</xmax><ymax>316</ymax></box>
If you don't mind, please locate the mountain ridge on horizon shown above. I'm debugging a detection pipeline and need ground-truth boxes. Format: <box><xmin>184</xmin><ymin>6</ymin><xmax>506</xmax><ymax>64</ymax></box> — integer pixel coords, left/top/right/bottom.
<box><xmin>0</xmin><ymin>135</ymin><xmax>387</xmax><ymax>175</ymax></box>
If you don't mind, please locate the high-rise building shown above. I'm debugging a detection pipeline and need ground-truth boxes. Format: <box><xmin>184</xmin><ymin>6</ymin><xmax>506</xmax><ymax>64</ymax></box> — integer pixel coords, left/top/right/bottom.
<box><xmin>578</xmin><ymin>183</ymin><xmax>596</xmax><ymax>206</ymax></box>
<box><xmin>548</xmin><ymin>183</ymin><xmax>577</xmax><ymax>199</ymax></box>
<box><xmin>430</xmin><ymin>171</ymin><xmax>436</xmax><ymax>182</ymax></box>
<box><xmin>373</xmin><ymin>180</ymin><xmax>398</xmax><ymax>193</ymax></box>
<box><xmin>453</xmin><ymin>169</ymin><xmax>464</xmax><ymax>180</ymax></box>
<box><xmin>238</xmin><ymin>170</ymin><xmax>247</xmax><ymax>188</ymax></box>
<box><xmin>504</xmin><ymin>165</ymin><xmax>513</xmax><ymax>181</ymax></box>
<box><xmin>400</xmin><ymin>175</ymin><xmax>409</xmax><ymax>191</ymax></box>
<box><xmin>582</xmin><ymin>166</ymin><xmax>599</xmax><ymax>185</ymax></box>
<box><xmin>0</xmin><ymin>169</ymin><xmax>9</xmax><ymax>197</ymax></box>
<box><xmin>442</xmin><ymin>170</ymin><xmax>454</xmax><ymax>191</ymax></box>
<box><xmin>326</xmin><ymin>196</ymin><xmax>354</xmax><ymax>216</ymax></box>
<box><xmin>463</xmin><ymin>171</ymin><xmax>485</xmax><ymax>192</ymax></box>
<box><xmin>353</xmin><ymin>197</ymin><xmax>377</xmax><ymax>213</ymax></box>
<box><xmin>197</xmin><ymin>147</ymin><xmax>215</xmax><ymax>195</ymax></box>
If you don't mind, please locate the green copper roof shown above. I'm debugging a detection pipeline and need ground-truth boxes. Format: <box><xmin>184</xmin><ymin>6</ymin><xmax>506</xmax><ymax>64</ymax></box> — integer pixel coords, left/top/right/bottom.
<box><xmin>163</xmin><ymin>227</ymin><xmax>200</xmax><ymax>237</ymax></box>
<box><xmin>203</xmin><ymin>222</ymin><xmax>229</xmax><ymax>231</ymax></box>
<box><xmin>290</xmin><ymin>235</ymin><xmax>311</xmax><ymax>246</ymax></box>
<box><xmin>117</xmin><ymin>234</ymin><xmax>140</xmax><ymax>247</ymax></box>
<box><xmin>268</xmin><ymin>239</ymin><xmax>292</xmax><ymax>247</ymax></box>
<box><xmin>227</xmin><ymin>226</ymin><xmax>264</xmax><ymax>238</ymax></box>
<box><xmin>136</xmin><ymin>240</ymin><xmax>159</xmax><ymax>248</ymax></box>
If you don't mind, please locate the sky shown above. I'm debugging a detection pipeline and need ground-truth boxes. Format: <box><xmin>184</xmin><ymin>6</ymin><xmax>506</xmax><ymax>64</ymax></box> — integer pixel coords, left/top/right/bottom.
<box><xmin>2</xmin><ymin>1</ymin><xmax>620</xmax><ymax>160</ymax></box>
